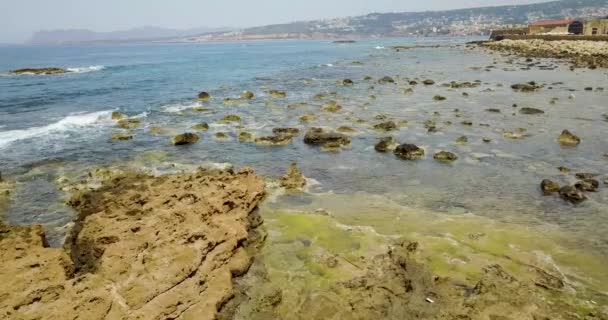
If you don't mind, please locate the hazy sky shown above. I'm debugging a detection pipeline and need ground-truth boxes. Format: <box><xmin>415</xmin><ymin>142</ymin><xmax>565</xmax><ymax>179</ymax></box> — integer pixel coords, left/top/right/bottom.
<box><xmin>0</xmin><ymin>0</ymin><xmax>547</xmax><ymax>43</ymax></box>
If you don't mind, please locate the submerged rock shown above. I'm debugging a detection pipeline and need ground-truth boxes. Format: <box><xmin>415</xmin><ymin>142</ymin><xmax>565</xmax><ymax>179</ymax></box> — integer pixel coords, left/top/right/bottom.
<box><xmin>239</xmin><ymin>131</ymin><xmax>253</xmax><ymax>142</ymax></box>
<box><xmin>341</xmin><ymin>79</ymin><xmax>354</xmax><ymax>86</ymax></box>
<box><xmin>116</xmin><ymin>118</ymin><xmax>141</xmax><ymax>129</ymax></box>
<box><xmin>456</xmin><ymin>136</ymin><xmax>468</xmax><ymax>144</ymax></box>
<box><xmin>299</xmin><ymin>114</ymin><xmax>316</xmax><ymax>123</ymax></box>
<box><xmin>255</xmin><ymin>135</ymin><xmax>292</xmax><ymax>146</ymax></box>
<box><xmin>378</xmin><ymin>76</ymin><xmax>395</xmax><ymax>84</ymax></box>
<box><xmin>111</xmin><ymin>133</ymin><xmax>133</xmax><ymax>141</ymax></box>
<box><xmin>558</xmin><ymin>130</ymin><xmax>580</xmax><ymax>146</ymax></box>
<box><xmin>197</xmin><ymin>91</ymin><xmax>211</xmax><ymax>101</ymax></box>
<box><xmin>540</xmin><ymin>179</ymin><xmax>560</xmax><ymax>195</ymax></box>
<box><xmin>221</xmin><ymin>114</ymin><xmax>242</xmax><ymax>123</ymax></box>
<box><xmin>433</xmin><ymin>151</ymin><xmax>458</xmax><ymax>163</ymax></box>
<box><xmin>559</xmin><ymin>186</ymin><xmax>587</xmax><ymax>204</ymax></box>
<box><xmin>575</xmin><ymin>173</ymin><xmax>598</xmax><ymax>180</ymax></box>
<box><xmin>433</xmin><ymin>95</ymin><xmax>447</xmax><ymax>101</ymax></box>
<box><xmin>373</xmin><ymin>121</ymin><xmax>397</xmax><ymax>132</ymax></box>
<box><xmin>321</xmin><ymin>142</ymin><xmax>342</xmax><ymax>152</ymax></box>
<box><xmin>269</xmin><ymin>90</ymin><xmax>287</xmax><ymax>98</ymax></box>
<box><xmin>191</xmin><ymin>123</ymin><xmax>209</xmax><ymax>130</ymax></box>
<box><xmin>337</xmin><ymin>126</ymin><xmax>357</xmax><ymax>134</ymax></box>
<box><xmin>111</xmin><ymin>111</ymin><xmax>126</xmax><ymax>120</ymax></box>
<box><xmin>272</xmin><ymin>128</ymin><xmax>300</xmax><ymax>137</ymax></box>
<box><xmin>171</xmin><ymin>132</ymin><xmax>200</xmax><ymax>145</ymax></box>
<box><xmin>394</xmin><ymin>144</ymin><xmax>424</xmax><ymax>160</ymax></box>
<box><xmin>303</xmin><ymin>128</ymin><xmax>350</xmax><ymax>146</ymax></box>
<box><xmin>241</xmin><ymin>91</ymin><xmax>255</xmax><ymax>99</ymax></box>
<box><xmin>323</xmin><ymin>101</ymin><xmax>342</xmax><ymax>113</ymax></box>
<box><xmin>511</xmin><ymin>82</ymin><xmax>541</xmax><ymax>92</ymax></box>
<box><xmin>423</xmin><ymin>79</ymin><xmax>435</xmax><ymax>85</ymax></box>
<box><xmin>519</xmin><ymin>107</ymin><xmax>545</xmax><ymax>115</ymax></box>
<box><xmin>375</xmin><ymin>137</ymin><xmax>397</xmax><ymax>153</ymax></box>
<box><xmin>215</xmin><ymin>132</ymin><xmax>230</xmax><ymax>140</ymax></box>
<box><xmin>280</xmin><ymin>163</ymin><xmax>307</xmax><ymax>190</ymax></box>
<box><xmin>10</xmin><ymin>67</ymin><xmax>67</xmax><ymax>75</ymax></box>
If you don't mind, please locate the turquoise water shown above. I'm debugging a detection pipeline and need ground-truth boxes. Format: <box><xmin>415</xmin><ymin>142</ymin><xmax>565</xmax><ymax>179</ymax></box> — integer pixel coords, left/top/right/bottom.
<box><xmin>0</xmin><ymin>37</ymin><xmax>607</xmax><ymax>262</ymax></box>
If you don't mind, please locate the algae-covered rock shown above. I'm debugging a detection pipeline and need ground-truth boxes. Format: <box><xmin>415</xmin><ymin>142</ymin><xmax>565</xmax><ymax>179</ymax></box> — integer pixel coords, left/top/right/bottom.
<box><xmin>111</xmin><ymin>111</ymin><xmax>126</xmax><ymax>120</ymax></box>
<box><xmin>378</xmin><ymin>76</ymin><xmax>395</xmax><ymax>84</ymax></box>
<box><xmin>116</xmin><ymin>118</ymin><xmax>141</xmax><ymax>129</ymax></box>
<box><xmin>511</xmin><ymin>82</ymin><xmax>541</xmax><ymax>92</ymax></box>
<box><xmin>299</xmin><ymin>114</ymin><xmax>316</xmax><ymax>123</ymax></box>
<box><xmin>433</xmin><ymin>95</ymin><xmax>447</xmax><ymax>101</ymax></box>
<box><xmin>303</xmin><ymin>128</ymin><xmax>350</xmax><ymax>146</ymax></box>
<box><xmin>558</xmin><ymin>130</ymin><xmax>580</xmax><ymax>146</ymax></box>
<box><xmin>394</xmin><ymin>144</ymin><xmax>424</xmax><ymax>160</ymax></box>
<box><xmin>215</xmin><ymin>132</ymin><xmax>230</xmax><ymax>140</ymax></box>
<box><xmin>239</xmin><ymin>131</ymin><xmax>253</xmax><ymax>142</ymax></box>
<box><xmin>373</xmin><ymin>121</ymin><xmax>397</xmax><ymax>132</ymax></box>
<box><xmin>519</xmin><ymin>107</ymin><xmax>545</xmax><ymax>115</ymax></box>
<box><xmin>241</xmin><ymin>91</ymin><xmax>255</xmax><ymax>99</ymax></box>
<box><xmin>269</xmin><ymin>90</ymin><xmax>287</xmax><ymax>98</ymax></box>
<box><xmin>197</xmin><ymin>91</ymin><xmax>211</xmax><ymax>101</ymax></box>
<box><xmin>280</xmin><ymin>163</ymin><xmax>306</xmax><ymax>190</ymax></box>
<box><xmin>341</xmin><ymin>79</ymin><xmax>354</xmax><ymax>86</ymax></box>
<box><xmin>221</xmin><ymin>114</ymin><xmax>241</xmax><ymax>123</ymax></box>
<box><xmin>323</xmin><ymin>101</ymin><xmax>342</xmax><ymax>113</ymax></box>
<box><xmin>574</xmin><ymin>179</ymin><xmax>599</xmax><ymax>192</ymax></box>
<box><xmin>423</xmin><ymin>79</ymin><xmax>435</xmax><ymax>85</ymax></box>
<box><xmin>559</xmin><ymin>185</ymin><xmax>586</xmax><ymax>204</ymax></box>
<box><xmin>272</xmin><ymin>128</ymin><xmax>300</xmax><ymax>137</ymax></box>
<box><xmin>433</xmin><ymin>151</ymin><xmax>458</xmax><ymax>163</ymax></box>
<box><xmin>540</xmin><ymin>179</ymin><xmax>560</xmax><ymax>195</ymax></box>
<box><xmin>191</xmin><ymin>123</ymin><xmax>209</xmax><ymax>130</ymax></box>
<box><xmin>255</xmin><ymin>135</ymin><xmax>292</xmax><ymax>146</ymax></box>
<box><xmin>111</xmin><ymin>133</ymin><xmax>133</xmax><ymax>141</ymax></box>
<box><xmin>375</xmin><ymin>137</ymin><xmax>397</xmax><ymax>153</ymax></box>
<box><xmin>337</xmin><ymin>126</ymin><xmax>357</xmax><ymax>134</ymax></box>
<box><xmin>10</xmin><ymin>67</ymin><xmax>67</xmax><ymax>75</ymax></box>
<box><xmin>171</xmin><ymin>132</ymin><xmax>200</xmax><ymax>145</ymax></box>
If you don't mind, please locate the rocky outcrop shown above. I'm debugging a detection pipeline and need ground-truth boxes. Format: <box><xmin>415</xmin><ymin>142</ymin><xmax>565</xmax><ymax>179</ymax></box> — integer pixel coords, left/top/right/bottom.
<box><xmin>303</xmin><ymin>128</ymin><xmax>350</xmax><ymax>146</ymax></box>
<box><xmin>540</xmin><ymin>179</ymin><xmax>560</xmax><ymax>195</ymax></box>
<box><xmin>241</xmin><ymin>91</ymin><xmax>255</xmax><ymax>100</ymax></box>
<box><xmin>10</xmin><ymin>67</ymin><xmax>67</xmax><ymax>75</ymax></box>
<box><xmin>373</xmin><ymin>121</ymin><xmax>397</xmax><ymax>132</ymax></box>
<box><xmin>558</xmin><ymin>130</ymin><xmax>580</xmax><ymax>146</ymax></box>
<box><xmin>269</xmin><ymin>90</ymin><xmax>287</xmax><ymax>98</ymax></box>
<box><xmin>559</xmin><ymin>185</ymin><xmax>586</xmax><ymax>204</ymax></box>
<box><xmin>511</xmin><ymin>82</ymin><xmax>542</xmax><ymax>92</ymax></box>
<box><xmin>116</xmin><ymin>118</ymin><xmax>141</xmax><ymax>129</ymax></box>
<box><xmin>394</xmin><ymin>144</ymin><xmax>424</xmax><ymax>160</ymax></box>
<box><xmin>433</xmin><ymin>151</ymin><xmax>458</xmax><ymax>163</ymax></box>
<box><xmin>280</xmin><ymin>163</ymin><xmax>306</xmax><ymax>190</ymax></box>
<box><xmin>0</xmin><ymin>168</ymin><xmax>265</xmax><ymax>320</ymax></box>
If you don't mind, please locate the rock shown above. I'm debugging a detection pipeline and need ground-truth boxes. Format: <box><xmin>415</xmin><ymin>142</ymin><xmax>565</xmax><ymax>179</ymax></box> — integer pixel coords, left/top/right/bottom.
<box><xmin>519</xmin><ymin>107</ymin><xmax>545</xmax><ymax>115</ymax></box>
<box><xmin>423</xmin><ymin>79</ymin><xmax>435</xmax><ymax>85</ymax></box>
<box><xmin>433</xmin><ymin>151</ymin><xmax>458</xmax><ymax>163</ymax></box>
<box><xmin>10</xmin><ymin>67</ymin><xmax>67</xmax><ymax>75</ymax></box>
<box><xmin>433</xmin><ymin>95</ymin><xmax>447</xmax><ymax>101</ymax></box>
<box><xmin>111</xmin><ymin>111</ymin><xmax>125</xmax><ymax>120</ymax></box>
<box><xmin>323</xmin><ymin>101</ymin><xmax>342</xmax><ymax>113</ymax></box>
<box><xmin>280</xmin><ymin>163</ymin><xmax>307</xmax><ymax>190</ymax></box>
<box><xmin>215</xmin><ymin>132</ymin><xmax>230</xmax><ymax>140</ymax></box>
<box><xmin>363</xmin><ymin>76</ymin><xmax>373</xmax><ymax>81</ymax></box>
<box><xmin>461</xmin><ymin>120</ymin><xmax>473</xmax><ymax>126</ymax></box>
<box><xmin>255</xmin><ymin>135</ymin><xmax>292</xmax><ymax>146</ymax></box>
<box><xmin>574</xmin><ymin>179</ymin><xmax>599</xmax><ymax>192</ymax></box>
<box><xmin>269</xmin><ymin>90</ymin><xmax>287</xmax><ymax>98</ymax></box>
<box><xmin>299</xmin><ymin>114</ymin><xmax>316</xmax><ymax>123</ymax></box>
<box><xmin>483</xmin><ymin>137</ymin><xmax>492</xmax><ymax>143</ymax></box>
<box><xmin>342</xmin><ymin>79</ymin><xmax>354</xmax><ymax>86</ymax></box>
<box><xmin>171</xmin><ymin>133</ymin><xmax>200</xmax><ymax>145</ymax></box>
<box><xmin>239</xmin><ymin>132</ymin><xmax>253</xmax><ymax>142</ymax></box>
<box><xmin>511</xmin><ymin>82</ymin><xmax>541</xmax><ymax>92</ymax></box>
<box><xmin>540</xmin><ymin>179</ymin><xmax>560</xmax><ymax>195</ymax></box>
<box><xmin>198</xmin><ymin>91</ymin><xmax>211</xmax><ymax>101</ymax></box>
<box><xmin>584</xmin><ymin>87</ymin><xmax>593</xmax><ymax>91</ymax></box>
<box><xmin>223</xmin><ymin>98</ymin><xmax>244</xmax><ymax>106</ymax></box>
<box><xmin>191</xmin><ymin>123</ymin><xmax>209</xmax><ymax>130</ymax></box>
<box><xmin>485</xmin><ymin>108</ymin><xmax>501</xmax><ymax>113</ymax></box>
<box><xmin>394</xmin><ymin>144</ymin><xmax>424</xmax><ymax>160</ymax></box>
<box><xmin>241</xmin><ymin>91</ymin><xmax>255</xmax><ymax>99</ymax></box>
<box><xmin>373</xmin><ymin>121</ymin><xmax>397</xmax><ymax>132</ymax></box>
<box><xmin>409</xmin><ymin>80</ymin><xmax>418</xmax><ymax>85</ymax></box>
<box><xmin>558</xmin><ymin>130</ymin><xmax>580</xmax><ymax>146</ymax></box>
<box><xmin>111</xmin><ymin>133</ymin><xmax>133</xmax><ymax>141</ymax></box>
<box><xmin>273</xmin><ymin>128</ymin><xmax>300</xmax><ymax>137</ymax></box>
<box><xmin>503</xmin><ymin>132</ymin><xmax>526</xmax><ymax>140</ymax></box>
<box><xmin>116</xmin><ymin>118</ymin><xmax>141</xmax><ymax>129</ymax></box>
<box><xmin>321</xmin><ymin>142</ymin><xmax>342</xmax><ymax>152</ymax></box>
<box><xmin>558</xmin><ymin>166</ymin><xmax>571</xmax><ymax>173</ymax></box>
<box><xmin>303</xmin><ymin>128</ymin><xmax>350</xmax><ymax>146</ymax></box>
<box><xmin>375</xmin><ymin>137</ymin><xmax>397</xmax><ymax>153</ymax></box>
<box><xmin>403</xmin><ymin>88</ymin><xmax>414</xmax><ymax>94</ymax></box>
<box><xmin>559</xmin><ymin>186</ymin><xmax>587</xmax><ymax>204</ymax></box>
<box><xmin>456</xmin><ymin>136</ymin><xmax>468</xmax><ymax>144</ymax></box>
<box><xmin>378</xmin><ymin>76</ymin><xmax>395</xmax><ymax>84</ymax></box>
<box><xmin>337</xmin><ymin>126</ymin><xmax>357</xmax><ymax>134</ymax></box>
<box><xmin>221</xmin><ymin>114</ymin><xmax>241</xmax><ymax>123</ymax></box>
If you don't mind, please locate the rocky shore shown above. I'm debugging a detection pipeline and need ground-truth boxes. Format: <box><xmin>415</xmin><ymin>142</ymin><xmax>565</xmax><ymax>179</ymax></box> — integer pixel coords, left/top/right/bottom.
<box><xmin>0</xmin><ymin>167</ymin><xmax>265</xmax><ymax>319</ymax></box>
<box><xmin>480</xmin><ymin>39</ymin><xmax>608</xmax><ymax>68</ymax></box>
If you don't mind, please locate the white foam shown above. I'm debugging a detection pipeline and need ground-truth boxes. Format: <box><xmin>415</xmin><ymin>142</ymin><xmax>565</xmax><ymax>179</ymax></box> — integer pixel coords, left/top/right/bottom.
<box><xmin>0</xmin><ymin>110</ymin><xmax>114</xmax><ymax>149</ymax></box>
<box><xmin>375</xmin><ymin>46</ymin><xmax>386</xmax><ymax>50</ymax></box>
<box><xmin>162</xmin><ymin>102</ymin><xmax>202</xmax><ymax>113</ymax></box>
<box><xmin>66</xmin><ymin>65</ymin><xmax>105</xmax><ymax>73</ymax></box>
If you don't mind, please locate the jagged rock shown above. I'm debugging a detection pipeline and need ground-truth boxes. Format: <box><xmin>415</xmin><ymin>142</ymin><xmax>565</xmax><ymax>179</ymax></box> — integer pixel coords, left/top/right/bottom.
<box><xmin>10</xmin><ymin>67</ymin><xmax>67</xmax><ymax>75</ymax></box>
<box><xmin>558</xmin><ymin>130</ymin><xmax>580</xmax><ymax>146</ymax></box>
<box><xmin>540</xmin><ymin>179</ymin><xmax>560</xmax><ymax>195</ymax></box>
<box><xmin>303</xmin><ymin>128</ymin><xmax>350</xmax><ymax>146</ymax></box>
<box><xmin>221</xmin><ymin>115</ymin><xmax>241</xmax><ymax>123</ymax></box>
<box><xmin>192</xmin><ymin>123</ymin><xmax>210</xmax><ymax>130</ymax></box>
<box><xmin>559</xmin><ymin>186</ymin><xmax>587</xmax><ymax>204</ymax></box>
<box><xmin>433</xmin><ymin>151</ymin><xmax>458</xmax><ymax>163</ymax></box>
<box><xmin>111</xmin><ymin>111</ymin><xmax>125</xmax><ymax>120</ymax></box>
<box><xmin>423</xmin><ymin>79</ymin><xmax>435</xmax><ymax>85</ymax></box>
<box><xmin>111</xmin><ymin>133</ymin><xmax>133</xmax><ymax>141</ymax></box>
<box><xmin>519</xmin><ymin>107</ymin><xmax>545</xmax><ymax>115</ymax></box>
<box><xmin>378</xmin><ymin>76</ymin><xmax>395</xmax><ymax>84</ymax></box>
<box><xmin>394</xmin><ymin>144</ymin><xmax>424</xmax><ymax>160</ymax></box>
<box><xmin>280</xmin><ymin>163</ymin><xmax>306</xmax><ymax>190</ymax></box>
<box><xmin>375</xmin><ymin>137</ymin><xmax>397</xmax><ymax>153</ymax></box>
<box><xmin>198</xmin><ymin>91</ymin><xmax>211</xmax><ymax>101</ymax></box>
<box><xmin>241</xmin><ymin>91</ymin><xmax>255</xmax><ymax>99</ymax></box>
<box><xmin>269</xmin><ymin>90</ymin><xmax>287</xmax><ymax>98</ymax></box>
<box><xmin>116</xmin><ymin>118</ymin><xmax>141</xmax><ymax>129</ymax></box>
<box><xmin>171</xmin><ymin>133</ymin><xmax>200</xmax><ymax>145</ymax></box>
<box><xmin>373</xmin><ymin>121</ymin><xmax>397</xmax><ymax>132</ymax></box>
<box><xmin>574</xmin><ymin>179</ymin><xmax>599</xmax><ymax>192</ymax></box>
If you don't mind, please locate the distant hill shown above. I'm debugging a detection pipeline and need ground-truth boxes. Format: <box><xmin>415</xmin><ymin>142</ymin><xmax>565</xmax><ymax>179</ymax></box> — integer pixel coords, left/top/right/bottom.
<box><xmin>27</xmin><ymin>26</ymin><xmax>232</xmax><ymax>44</ymax></box>
<box><xmin>240</xmin><ymin>0</ymin><xmax>608</xmax><ymax>37</ymax></box>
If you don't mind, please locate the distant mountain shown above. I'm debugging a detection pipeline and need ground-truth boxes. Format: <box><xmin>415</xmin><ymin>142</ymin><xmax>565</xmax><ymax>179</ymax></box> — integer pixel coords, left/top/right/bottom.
<box><xmin>186</xmin><ymin>0</ymin><xmax>608</xmax><ymax>41</ymax></box>
<box><xmin>27</xmin><ymin>26</ymin><xmax>232</xmax><ymax>44</ymax></box>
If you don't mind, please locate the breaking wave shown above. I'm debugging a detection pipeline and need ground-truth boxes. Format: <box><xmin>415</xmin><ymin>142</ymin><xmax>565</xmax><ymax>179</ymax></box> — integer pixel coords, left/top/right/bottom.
<box><xmin>66</xmin><ymin>65</ymin><xmax>105</xmax><ymax>73</ymax></box>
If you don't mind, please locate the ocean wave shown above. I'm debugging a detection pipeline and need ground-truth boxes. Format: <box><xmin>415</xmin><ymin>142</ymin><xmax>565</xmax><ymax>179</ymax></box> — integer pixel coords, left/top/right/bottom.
<box><xmin>66</xmin><ymin>65</ymin><xmax>105</xmax><ymax>73</ymax></box>
<box><xmin>0</xmin><ymin>110</ymin><xmax>114</xmax><ymax>149</ymax></box>
<box><xmin>375</xmin><ymin>46</ymin><xmax>386</xmax><ymax>50</ymax></box>
<box><xmin>162</xmin><ymin>102</ymin><xmax>202</xmax><ymax>113</ymax></box>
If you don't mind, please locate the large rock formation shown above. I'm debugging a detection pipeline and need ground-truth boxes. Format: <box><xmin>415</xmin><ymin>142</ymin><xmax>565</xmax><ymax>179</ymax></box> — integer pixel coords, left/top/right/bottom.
<box><xmin>0</xmin><ymin>168</ymin><xmax>265</xmax><ymax>320</ymax></box>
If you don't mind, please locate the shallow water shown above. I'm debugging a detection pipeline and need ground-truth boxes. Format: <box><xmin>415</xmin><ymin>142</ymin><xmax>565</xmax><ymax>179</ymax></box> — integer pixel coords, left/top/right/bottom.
<box><xmin>1</xmin><ymin>38</ymin><xmax>607</xmax><ymax>303</ymax></box>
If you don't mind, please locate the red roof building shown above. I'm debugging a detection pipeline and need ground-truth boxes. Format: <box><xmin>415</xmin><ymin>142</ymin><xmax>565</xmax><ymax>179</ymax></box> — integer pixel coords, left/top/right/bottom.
<box><xmin>529</xmin><ymin>19</ymin><xmax>575</xmax><ymax>27</ymax></box>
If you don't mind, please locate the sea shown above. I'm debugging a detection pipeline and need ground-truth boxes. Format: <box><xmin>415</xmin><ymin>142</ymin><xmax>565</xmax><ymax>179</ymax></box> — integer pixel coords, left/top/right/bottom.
<box><xmin>0</xmin><ymin>37</ymin><xmax>607</xmax><ymax>304</ymax></box>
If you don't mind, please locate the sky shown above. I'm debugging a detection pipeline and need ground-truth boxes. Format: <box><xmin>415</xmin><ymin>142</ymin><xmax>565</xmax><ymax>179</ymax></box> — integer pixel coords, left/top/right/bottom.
<box><xmin>0</xmin><ymin>0</ymin><xmax>548</xmax><ymax>43</ymax></box>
